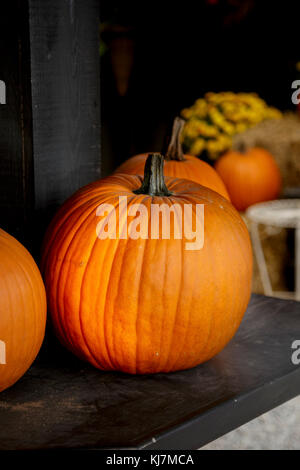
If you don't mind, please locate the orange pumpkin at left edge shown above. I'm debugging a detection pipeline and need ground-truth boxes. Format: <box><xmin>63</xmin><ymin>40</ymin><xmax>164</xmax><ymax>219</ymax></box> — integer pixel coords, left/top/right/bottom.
<box><xmin>41</xmin><ymin>153</ymin><xmax>252</xmax><ymax>375</ymax></box>
<box><xmin>115</xmin><ymin>117</ymin><xmax>230</xmax><ymax>201</ymax></box>
<box><xmin>0</xmin><ymin>229</ymin><xmax>47</xmax><ymax>392</ymax></box>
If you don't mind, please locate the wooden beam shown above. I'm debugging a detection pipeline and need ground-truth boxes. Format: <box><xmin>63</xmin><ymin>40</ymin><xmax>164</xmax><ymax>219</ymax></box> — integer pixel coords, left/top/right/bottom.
<box><xmin>0</xmin><ymin>0</ymin><xmax>100</xmax><ymax>250</ymax></box>
<box><xmin>0</xmin><ymin>0</ymin><xmax>34</xmax><ymax>242</ymax></box>
<box><xmin>29</xmin><ymin>0</ymin><xmax>101</xmax><ymax>246</ymax></box>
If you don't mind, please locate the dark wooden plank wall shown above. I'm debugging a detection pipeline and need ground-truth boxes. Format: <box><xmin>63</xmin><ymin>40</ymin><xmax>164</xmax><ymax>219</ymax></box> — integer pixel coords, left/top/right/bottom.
<box><xmin>28</xmin><ymin>0</ymin><xmax>101</xmax><ymax>250</ymax></box>
<box><xmin>0</xmin><ymin>0</ymin><xmax>101</xmax><ymax>251</ymax></box>
<box><xmin>0</xmin><ymin>1</ymin><xmax>34</xmax><ymax>242</ymax></box>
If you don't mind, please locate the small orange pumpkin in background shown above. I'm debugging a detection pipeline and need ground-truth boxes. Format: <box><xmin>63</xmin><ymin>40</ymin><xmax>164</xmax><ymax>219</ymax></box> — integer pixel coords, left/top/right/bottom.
<box><xmin>215</xmin><ymin>147</ymin><xmax>282</xmax><ymax>212</ymax></box>
<box><xmin>42</xmin><ymin>153</ymin><xmax>252</xmax><ymax>375</ymax></box>
<box><xmin>115</xmin><ymin>117</ymin><xmax>230</xmax><ymax>201</ymax></box>
<box><xmin>0</xmin><ymin>229</ymin><xmax>47</xmax><ymax>392</ymax></box>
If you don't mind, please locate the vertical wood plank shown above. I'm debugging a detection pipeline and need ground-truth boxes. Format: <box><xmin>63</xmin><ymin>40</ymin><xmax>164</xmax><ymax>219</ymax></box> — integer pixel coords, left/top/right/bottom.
<box><xmin>0</xmin><ymin>0</ymin><xmax>34</xmax><ymax>242</ymax></box>
<box><xmin>29</xmin><ymin>0</ymin><xmax>101</xmax><ymax>215</ymax></box>
<box><xmin>0</xmin><ymin>0</ymin><xmax>100</xmax><ymax>250</ymax></box>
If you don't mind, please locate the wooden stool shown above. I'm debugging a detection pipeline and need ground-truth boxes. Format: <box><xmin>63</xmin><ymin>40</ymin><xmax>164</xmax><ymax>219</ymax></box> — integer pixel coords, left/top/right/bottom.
<box><xmin>246</xmin><ymin>200</ymin><xmax>300</xmax><ymax>301</ymax></box>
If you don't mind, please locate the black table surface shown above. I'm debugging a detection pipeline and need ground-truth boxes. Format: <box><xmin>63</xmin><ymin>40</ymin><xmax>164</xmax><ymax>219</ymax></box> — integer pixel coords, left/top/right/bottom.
<box><xmin>0</xmin><ymin>294</ymin><xmax>300</xmax><ymax>450</ymax></box>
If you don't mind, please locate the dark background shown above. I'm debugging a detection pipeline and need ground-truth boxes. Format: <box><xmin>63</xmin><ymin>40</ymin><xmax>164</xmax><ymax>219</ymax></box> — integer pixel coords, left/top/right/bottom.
<box><xmin>0</xmin><ymin>0</ymin><xmax>299</xmax><ymax>248</ymax></box>
<box><xmin>100</xmin><ymin>0</ymin><xmax>300</xmax><ymax>174</ymax></box>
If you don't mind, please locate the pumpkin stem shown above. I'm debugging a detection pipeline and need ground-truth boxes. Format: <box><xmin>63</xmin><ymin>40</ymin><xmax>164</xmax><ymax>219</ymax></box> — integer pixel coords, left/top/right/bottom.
<box><xmin>164</xmin><ymin>117</ymin><xmax>185</xmax><ymax>161</ymax></box>
<box><xmin>234</xmin><ymin>140</ymin><xmax>247</xmax><ymax>154</ymax></box>
<box><xmin>133</xmin><ymin>153</ymin><xmax>172</xmax><ymax>197</ymax></box>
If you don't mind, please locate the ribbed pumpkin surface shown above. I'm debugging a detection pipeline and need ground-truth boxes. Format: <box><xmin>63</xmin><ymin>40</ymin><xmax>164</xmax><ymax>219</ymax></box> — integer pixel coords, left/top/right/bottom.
<box><xmin>0</xmin><ymin>229</ymin><xmax>47</xmax><ymax>392</ymax></box>
<box><xmin>42</xmin><ymin>171</ymin><xmax>252</xmax><ymax>374</ymax></box>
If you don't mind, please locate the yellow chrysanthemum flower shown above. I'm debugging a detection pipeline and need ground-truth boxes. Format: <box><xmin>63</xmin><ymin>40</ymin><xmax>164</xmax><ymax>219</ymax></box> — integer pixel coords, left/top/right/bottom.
<box><xmin>189</xmin><ymin>138</ymin><xmax>206</xmax><ymax>156</ymax></box>
<box><xmin>181</xmin><ymin>91</ymin><xmax>282</xmax><ymax>159</ymax></box>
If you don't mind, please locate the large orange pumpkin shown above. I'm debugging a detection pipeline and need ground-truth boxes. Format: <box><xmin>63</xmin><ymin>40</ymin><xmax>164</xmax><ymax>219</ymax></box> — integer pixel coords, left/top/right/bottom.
<box><xmin>215</xmin><ymin>147</ymin><xmax>282</xmax><ymax>212</ymax></box>
<box><xmin>42</xmin><ymin>154</ymin><xmax>252</xmax><ymax>374</ymax></box>
<box><xmin>0</xmin><ymin>229</ymin><xmax>47</xmax><ymax>392</ymax></box>
<box><xmin>115</xmin><ymin>118</ymin><xmax>230</xmax><ymax>200</ymax></box>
